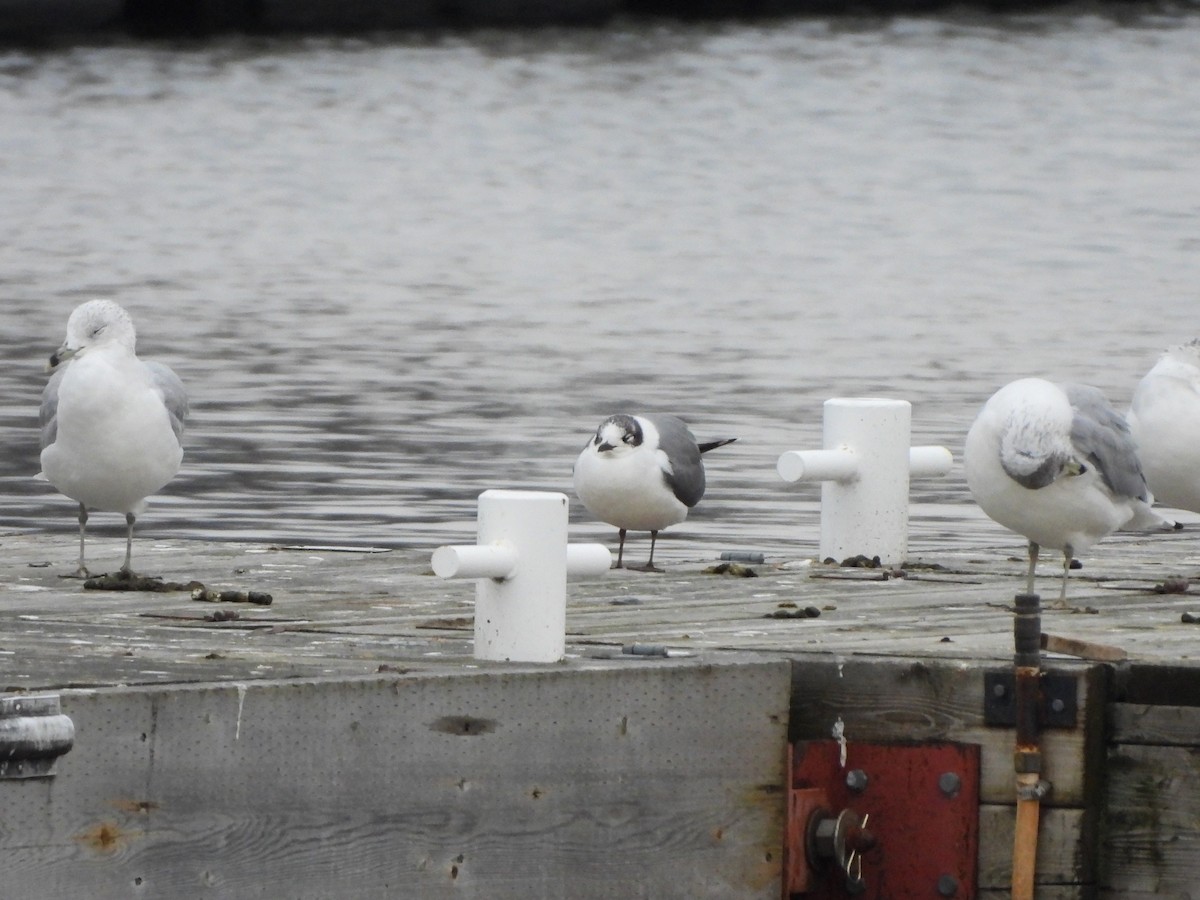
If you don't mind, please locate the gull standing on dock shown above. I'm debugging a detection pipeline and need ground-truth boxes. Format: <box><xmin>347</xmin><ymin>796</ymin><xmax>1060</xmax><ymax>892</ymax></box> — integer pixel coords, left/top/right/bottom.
<box><xmin>964</xmin><ymin>378</ymin><xmax>1163</xmax><ymax>604</ymax></box>
<box><xmin>1128</xmin><ymin>339</ymin><xmax>1200</xmax><ymax>514</ymax></box>
<box><xmin>38</xmin><ymin>300</ymin><xmax>189</xmax><ymax>577</ymax></box>
<box><xmin>573</xmin><ymin>414</ymin><xmax>735</xmax><ymax>571</ymax></box>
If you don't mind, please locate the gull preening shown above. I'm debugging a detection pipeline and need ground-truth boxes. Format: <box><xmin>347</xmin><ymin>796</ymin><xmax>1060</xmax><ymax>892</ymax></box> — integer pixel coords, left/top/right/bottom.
<box><xmin>964</xmin><ymin>377</ymin><xmax>1163</xmax><ymax>603</ymax></box>
<box><xmin>38</xmin><ymin>300</ymin><xmax>189</xmax><ymax>576</ymax></box>
<box><xmin>573</xmin><ymin>413</ymin><xmax>735</xmax><ymax>572</ymax></box>
<box><xmin>1128</xmin><ymin>339</ymin><xmax>1200</xmax><ymax>515</ymax></box>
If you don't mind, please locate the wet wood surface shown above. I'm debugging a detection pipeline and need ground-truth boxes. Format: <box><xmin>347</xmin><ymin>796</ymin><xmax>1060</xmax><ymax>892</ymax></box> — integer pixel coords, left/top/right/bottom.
<box><xmin>3</xmin><ymin>512</ymin><xmax>1200</xmax><ymax>692</ymax></box>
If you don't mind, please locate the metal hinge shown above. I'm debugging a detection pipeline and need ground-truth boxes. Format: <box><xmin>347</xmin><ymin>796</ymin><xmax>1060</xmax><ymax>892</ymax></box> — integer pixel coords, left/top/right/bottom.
<box><xmin>983</xmin><ymin>671</ymin><xmax>1078</xmax><ymax>728</ymax></box>
<box><xmin>0</xmin><ymin>694</ymin><xmax>75</xmax><ymax>779</ymax></box>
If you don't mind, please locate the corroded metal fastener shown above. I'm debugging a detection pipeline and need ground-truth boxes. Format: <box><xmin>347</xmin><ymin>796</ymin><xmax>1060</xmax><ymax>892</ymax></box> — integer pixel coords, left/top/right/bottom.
<box><xmin>0</xmin><ymin>694</ymin><xmax>75</xmax><ymax>779</ymax></box>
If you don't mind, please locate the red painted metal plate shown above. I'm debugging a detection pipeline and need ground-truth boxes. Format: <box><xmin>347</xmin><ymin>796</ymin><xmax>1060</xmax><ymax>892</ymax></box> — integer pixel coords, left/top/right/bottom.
<box><xmin>787</xmin><ymin>740</ymin><xmax>980</xmax><ymax>899</ymax></box>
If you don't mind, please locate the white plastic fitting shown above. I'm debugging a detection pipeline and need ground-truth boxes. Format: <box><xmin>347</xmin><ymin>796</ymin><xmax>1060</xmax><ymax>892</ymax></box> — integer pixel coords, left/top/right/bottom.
<box><xmin>431</xmin><ymin>489</ymin><xmax>611</xmax><ymax>663</ymax></box>
<box><xmin>777</xmin><ymin>398</ymin><xmax>953</xmax><ymax>566</ymax></box>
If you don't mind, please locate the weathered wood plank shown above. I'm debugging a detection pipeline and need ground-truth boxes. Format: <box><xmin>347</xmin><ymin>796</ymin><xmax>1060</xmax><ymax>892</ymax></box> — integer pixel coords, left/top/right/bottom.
<box><xmin>788</xmin><ymin>655</ymin><xmax>1108</xmax><ymax>806</ymax></box>
<box><xmin>1113</xmin><ymin>663</ymin><xmax>1200</xmax><ymax>706</ymax></box>
<box><xmin>1109</xmin><ymin>704</ymin><xmax>1200</xmax><ymax>746</ymax></box>
<box><xmin>0</xmin><ymin>660</ymin><xmax>791</xmax><ymax>900</ymax></box>
<box><xmin>1102</xmin><ymin>744</ymin><xmax>1200</xmax><ymax>896</ymax></box>
<box><xmin>978</xmin><ymin>805</ymin><xmax>1092</xmax><ymax>888</ymax></box>
<box><xmin>4</xmin><ymin>531</ymin><xmax>1200</xmax><ymax>692</ymax></box>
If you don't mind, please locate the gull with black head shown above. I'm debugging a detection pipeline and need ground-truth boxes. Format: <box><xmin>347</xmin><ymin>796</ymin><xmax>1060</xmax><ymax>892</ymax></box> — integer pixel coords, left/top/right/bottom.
<box><xmin>573</xmin><ymin>413</ymin><xmax>735</xmax><ymax>572</ymax></box>
<box><xmin>39</xmin><ymin>300</ymin><xmax>189</xmax><ymax>577</ymax></box>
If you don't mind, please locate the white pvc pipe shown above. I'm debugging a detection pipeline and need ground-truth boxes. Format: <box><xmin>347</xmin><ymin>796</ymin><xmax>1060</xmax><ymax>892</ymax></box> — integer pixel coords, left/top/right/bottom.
<box><xmin>910</xmin><ymin>445</ymin><xmax>954</xmax><ymax>478</ymax></box>
<box><xmin>566</xmin><ymin>543</ymin><xmax>613</xmax><ymax>580</ymax></box>
<box><xmin>431</xmin><ymin>543</ymin><xmax>518</xmax><ymax>580</ymax></box>
<box><xmin>777</xmin><ymin>398</ymin><xmax>953</xmax><ymax>565</ymax></box>
<box><xmin>819</xmin><ymin>399</ymin><xmax>913</xmax><ymax>565</ymax></box>
<box><xmin>431</xmin><ymin>490</ymin><xmax>612</xmax><ymax>664</ymax></box>
<box><xmin>777</xmin><ymin>448</ymin><xmax>859</xmax><ymax>484</ymax></box>
<box><xmin>473</xmin><ymin>490</ymin><xmax>570</xmax><ymax>664</ymax></box>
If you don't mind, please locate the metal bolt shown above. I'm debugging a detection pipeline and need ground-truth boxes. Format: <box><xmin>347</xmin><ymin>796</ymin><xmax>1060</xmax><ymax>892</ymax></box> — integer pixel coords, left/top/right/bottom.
<box><xmin>993</xmin><ymin>682</ymin><xmax>1007</xmax><ymax>698</ymax></box>
<box><xmin>937</xmin><ymin>874</ymin><xmax>959</xmax><ymax>897</ymax></box>
<box><xmin>938</xmin><ymin>772</ymin><xmax>961</xmax><ymax>797</ymax></box>
<box><xmin>845</xmin><ymin>769</ymin><xmax>869</xmax><ymax>792</ymax></box>
<box><xmin>1050</xmin><ymin>698</ymin><xmax>1065</xmax><ymax>714</ymax></box>
<box><xmin>846</xmin><ymin>825</ymin><xmax>877</xmax><ymax>854</ymax></box>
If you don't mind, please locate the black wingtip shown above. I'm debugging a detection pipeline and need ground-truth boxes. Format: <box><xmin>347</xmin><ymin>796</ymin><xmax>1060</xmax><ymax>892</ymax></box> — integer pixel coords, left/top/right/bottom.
<box><xmin>698</xmin><ymin>437</ymin><xmax>737</xmax><ymax>454</ymax></box>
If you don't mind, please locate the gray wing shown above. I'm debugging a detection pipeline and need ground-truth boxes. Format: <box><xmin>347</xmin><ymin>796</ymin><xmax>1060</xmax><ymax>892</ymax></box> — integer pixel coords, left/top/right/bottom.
<box><xmin>1063</xmin><ymin>383</ymin><xmax>1151</xmax><ymax>501</ymax></box>
<box><xmin>146</xmin><ymin>361</ymin><xmax>189</xmax><ymax>443</ymax></box>
<box><xmin>646</xmin><ymin>414</ymin><xmax>706</xmax><ymax>508</ymax></box>
<box><xmin>39</xmin><ymin>367</ymin><xmax>66</xmax><ymax>450</ymax></box>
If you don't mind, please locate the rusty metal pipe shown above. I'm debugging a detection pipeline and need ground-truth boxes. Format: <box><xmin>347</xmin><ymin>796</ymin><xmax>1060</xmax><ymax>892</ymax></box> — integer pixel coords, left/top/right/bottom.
<box><xmin>1011</xmin><ymin>592</ymin><xmax>1044</xmax><ymax>900</ymax></box>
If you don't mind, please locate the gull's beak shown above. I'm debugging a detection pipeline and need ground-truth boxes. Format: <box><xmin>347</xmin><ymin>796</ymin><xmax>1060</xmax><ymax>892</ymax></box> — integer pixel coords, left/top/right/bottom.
<box><xmin>47</xmin><ymin>344</ymin><xmax>77</xmax><ymax>373</ymax></box>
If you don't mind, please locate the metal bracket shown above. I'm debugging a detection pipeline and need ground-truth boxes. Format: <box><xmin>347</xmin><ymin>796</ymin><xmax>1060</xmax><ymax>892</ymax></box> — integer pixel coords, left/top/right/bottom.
<box><xmin>983</xmin><ymin>671</ymin><xmax>1078</xmax><ymax>728</ymax></box>
<box><xmin>0</xmin><ymin>694</ymin><xmax>75</xmax><ymax>779</ymax></box>
<box><xmin>785</xmin><ymin>740</ymin><xmax>980</xmax><ymax>898</ymax></box>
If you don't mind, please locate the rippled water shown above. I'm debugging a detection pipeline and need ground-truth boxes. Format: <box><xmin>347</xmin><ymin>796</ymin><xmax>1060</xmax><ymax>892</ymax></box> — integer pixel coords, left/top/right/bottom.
<box><xmin>3</xmin><ymin>7</ymin><xmax>1199</xmax><ymax>558</ymax></box>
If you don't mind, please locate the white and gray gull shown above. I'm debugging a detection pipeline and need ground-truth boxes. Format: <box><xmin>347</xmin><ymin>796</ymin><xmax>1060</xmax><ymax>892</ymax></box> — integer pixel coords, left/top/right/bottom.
<box><xmin>573</xmin><ymin>413</ymin><xmax>735</xmax><ymax>571</ymax></box>
<box><xmin>38</xmin><ymin>300</ymin><xmax>189</xmax><ymax>577</ymax></box>
<box><xmin>964</xmin><ymin>377</ymin><xmax>1166</xmax><ymax>604</ymax></box>
<box><xmin>1128</xmin><ymin>339</ymin><xmax>1200</xmax><ymax>515</ymax></box>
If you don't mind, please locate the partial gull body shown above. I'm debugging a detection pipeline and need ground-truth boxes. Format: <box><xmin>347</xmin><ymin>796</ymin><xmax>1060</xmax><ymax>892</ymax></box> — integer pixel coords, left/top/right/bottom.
<box><xmin>573</xmin><ymin>413</ymin><xmax>735</xmax><ymax>571</ymax></box>
<box><xmin>964</xmin><ymin>377</ymin><xmax>1163</xmax><ymax>603</ymax></box>
<box><xmin>1129</xmin><ymin>339</ymin><xmax>1200</xmax><ymax>514</ymax></box>
<box><xmin>38</xmin><ymin>300</ymin><xmax>189</xmax><ymax>576</ymax></box>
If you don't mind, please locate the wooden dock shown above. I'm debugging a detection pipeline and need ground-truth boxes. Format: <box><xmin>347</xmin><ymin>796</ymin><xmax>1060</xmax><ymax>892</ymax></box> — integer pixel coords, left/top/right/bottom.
<box><xmin>2</xmin><ymin>521</ymin><xmax>1199</xmax><ymax>898</ymax></box>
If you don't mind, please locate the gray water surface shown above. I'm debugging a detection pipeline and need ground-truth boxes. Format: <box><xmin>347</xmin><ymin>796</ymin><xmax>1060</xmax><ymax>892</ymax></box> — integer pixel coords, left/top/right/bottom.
<box><xmin>3</xmin><ymin>9</ymin><xmax>1199</xmax><ymax>560</ymax></box>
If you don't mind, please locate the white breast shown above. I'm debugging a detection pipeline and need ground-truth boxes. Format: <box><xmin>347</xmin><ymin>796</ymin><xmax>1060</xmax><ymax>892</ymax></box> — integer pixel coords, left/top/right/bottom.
<box><xmin>40</xmin><ymin>348</ymin><xmax>183</xmax><ymax>514</ymax></box>
<box><xmin>573</xmin><ymin>444</ymin><xmax>689</xmax><ymax>532</ymax></box>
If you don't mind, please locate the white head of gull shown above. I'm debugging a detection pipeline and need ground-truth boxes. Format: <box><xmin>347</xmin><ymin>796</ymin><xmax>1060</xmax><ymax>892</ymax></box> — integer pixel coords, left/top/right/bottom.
<box><xmin>964</xmin><ymin>377</ymin><xmax>1164</xmax><ymax>605</ymax></box>
<box><xmin>38</xmin><ymin>300</ymin><xmax>189</xmax><ymax>577</ymax></box>
<box><xmin>573</xmin><ymin>413</ymin><xmax>735</xmax><ymax>572</ymax></box>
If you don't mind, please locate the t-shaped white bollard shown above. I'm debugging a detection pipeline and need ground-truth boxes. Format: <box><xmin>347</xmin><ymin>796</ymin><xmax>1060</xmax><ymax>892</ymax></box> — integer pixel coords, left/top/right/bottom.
<box><xmin>431</xmin><ymin>489</ymin><xmax>611</xmax><ymax>663</ymax></box>
<box><xmin>777</xmin><ymin>398</ymin><xmax>953</xmax><ymax>566</ymax></box>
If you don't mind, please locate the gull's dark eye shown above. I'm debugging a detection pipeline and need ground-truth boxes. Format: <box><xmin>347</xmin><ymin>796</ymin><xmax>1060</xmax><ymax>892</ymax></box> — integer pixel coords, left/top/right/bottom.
<box><xmin>91</xmin><ymin>324</ymin><xmax>106</xmax><ymax>338</ymax></box>
<box><xmin>622</xmin><ymin>433</ymin><xmax>635</xmax><ymax>445</ymax></box>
